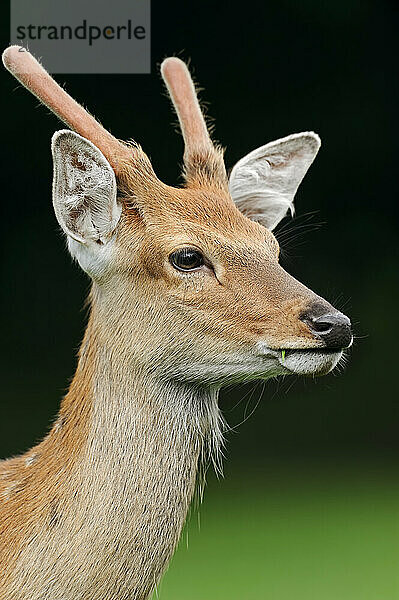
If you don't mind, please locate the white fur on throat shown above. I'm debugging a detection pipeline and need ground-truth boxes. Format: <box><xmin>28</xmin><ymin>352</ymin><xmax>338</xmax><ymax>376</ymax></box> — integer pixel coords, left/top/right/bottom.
<box><xmin>9</xmin><ymin>346</ymin><xmax>224</xmax><ymax>600</ymax></box>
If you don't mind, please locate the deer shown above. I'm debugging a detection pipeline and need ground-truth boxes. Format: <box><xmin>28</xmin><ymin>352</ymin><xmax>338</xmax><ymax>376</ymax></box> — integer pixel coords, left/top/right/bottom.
<box><xmin>0</xmin><ymin>45</ymin><xmax>352</xmax><ymax>600</ymax></box>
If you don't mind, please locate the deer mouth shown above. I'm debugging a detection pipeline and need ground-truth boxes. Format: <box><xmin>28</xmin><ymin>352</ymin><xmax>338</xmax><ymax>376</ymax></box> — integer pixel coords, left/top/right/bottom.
<box><xmin>277</xmin><ymin>347</ymin><xmax>343</xmax><ymax>376</ymax></box>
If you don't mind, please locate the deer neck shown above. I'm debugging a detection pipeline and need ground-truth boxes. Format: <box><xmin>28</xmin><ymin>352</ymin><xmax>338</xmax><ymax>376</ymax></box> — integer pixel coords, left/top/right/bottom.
<box><xmin>71</xmin><ymin>317</ymin><xmax>218</xmax><ymax>595</ymax></box>
<box><xmin>9</xmin><ymin>303</ymin><xmax>221</xmax><ymax>600</ymax></box>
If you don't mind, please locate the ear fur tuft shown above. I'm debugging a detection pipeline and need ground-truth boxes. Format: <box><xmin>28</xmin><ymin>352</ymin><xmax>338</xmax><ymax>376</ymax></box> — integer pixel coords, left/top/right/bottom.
<box><xmin>52</xmin><ymin>130</ymin><xmax>121</xmax><ymax>244</ymax></box>
<box><xmin>229</xmin><ymin>132</ymin><xmax>321</xmax><ymax>230</ymax></box>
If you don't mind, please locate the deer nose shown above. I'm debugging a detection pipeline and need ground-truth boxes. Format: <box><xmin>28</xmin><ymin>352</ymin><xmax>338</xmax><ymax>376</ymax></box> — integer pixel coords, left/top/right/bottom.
<box><xmin>301</xmin><ymin>309</ymin><xmax>352</xmax><ymax>349</ymax></box>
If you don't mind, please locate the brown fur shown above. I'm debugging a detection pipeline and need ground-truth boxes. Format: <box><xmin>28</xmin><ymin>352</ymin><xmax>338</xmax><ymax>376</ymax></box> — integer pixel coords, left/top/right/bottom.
<box><xmin>0</xmin><ymin>150</ymin><xmax>327</xmax><ymax>597</ymax></box>
<box><xmin>0</xmin><ymin>51</ymin><xmax>346</xmax><ymax>599</ymax></box>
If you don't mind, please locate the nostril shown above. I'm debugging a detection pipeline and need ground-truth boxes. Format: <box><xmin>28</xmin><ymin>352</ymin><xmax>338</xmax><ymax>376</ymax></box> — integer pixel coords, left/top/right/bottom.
<box><xmin>306</xmin><ymin>318</ymin><xmax>333</xmax><ymax>334</ymax></box>
<box><xmin>300</xmin><ymin>309</ymin><xmax>352</xmax><ymax>349</ymax></box>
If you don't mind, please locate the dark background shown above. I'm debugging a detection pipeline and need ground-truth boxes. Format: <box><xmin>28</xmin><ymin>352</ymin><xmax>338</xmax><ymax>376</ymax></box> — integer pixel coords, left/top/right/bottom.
<box><xmin>0</xmin><ymin>2</ymin><xmax>397</xmax><ymax>470</ymax></box>
<box><xmin>1</xmin><ymin>3</ymin><xmax>398</xmax><ymax>598</ymax></box>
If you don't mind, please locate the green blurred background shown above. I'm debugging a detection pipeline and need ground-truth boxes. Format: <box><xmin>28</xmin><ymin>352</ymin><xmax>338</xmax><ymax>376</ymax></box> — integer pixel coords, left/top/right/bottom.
<box><xmin>0</xmin><ymin>1</ymin><xmax>398</xmax><ymax>598</ymax></box>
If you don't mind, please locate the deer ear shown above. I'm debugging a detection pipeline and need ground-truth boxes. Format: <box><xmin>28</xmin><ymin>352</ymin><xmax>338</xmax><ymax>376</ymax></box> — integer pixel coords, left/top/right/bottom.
<box><xmin>228</xmin><ymin>132</ymin><xmax>320</xmax><ymax>230</ymax></box>
<box><xmin>52</xmin><ymin>130</ymin><xmax>121</xmax><ymax>245</ymax></box>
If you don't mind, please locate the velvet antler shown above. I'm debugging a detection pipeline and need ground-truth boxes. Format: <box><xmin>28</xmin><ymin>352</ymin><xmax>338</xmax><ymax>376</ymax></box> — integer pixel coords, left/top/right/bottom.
<box><xmin>2</xmin><ymin>46</ymin><xmax>133</xmax><ymax>175</ymax></box>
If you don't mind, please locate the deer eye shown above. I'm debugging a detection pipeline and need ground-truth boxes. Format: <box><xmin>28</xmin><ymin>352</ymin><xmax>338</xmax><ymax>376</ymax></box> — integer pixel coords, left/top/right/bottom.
<box><xmin>169</xmin><ymin>248</ymin><xmax>204</xmax><ymax>272</ymax></box>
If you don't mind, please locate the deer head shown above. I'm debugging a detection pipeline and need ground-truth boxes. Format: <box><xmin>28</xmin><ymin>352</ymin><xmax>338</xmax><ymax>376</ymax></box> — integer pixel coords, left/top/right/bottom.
<box><xmin>3</xmin><ymin>47</ymin><xmax>352</xmax><ymax>385</ymax></box>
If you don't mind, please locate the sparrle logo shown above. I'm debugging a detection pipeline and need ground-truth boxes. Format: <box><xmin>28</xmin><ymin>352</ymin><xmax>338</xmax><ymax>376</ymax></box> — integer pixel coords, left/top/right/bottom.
<box><xmin>10</xmin><ymin>0</ymin><xmax>151</xmax><ymax>74</ymax></box>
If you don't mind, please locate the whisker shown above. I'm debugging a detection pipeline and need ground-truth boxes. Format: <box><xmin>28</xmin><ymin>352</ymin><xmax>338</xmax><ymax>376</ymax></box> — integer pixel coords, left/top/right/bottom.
<box><xmin>274</xmin><ymin>211</ymin><xmax>326</xmax><ymax>259</ymax></box>
<box><xmin>226</xmin><ymin>382</ymin><xmax>264</xmax><ymax>432</ymax></box>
